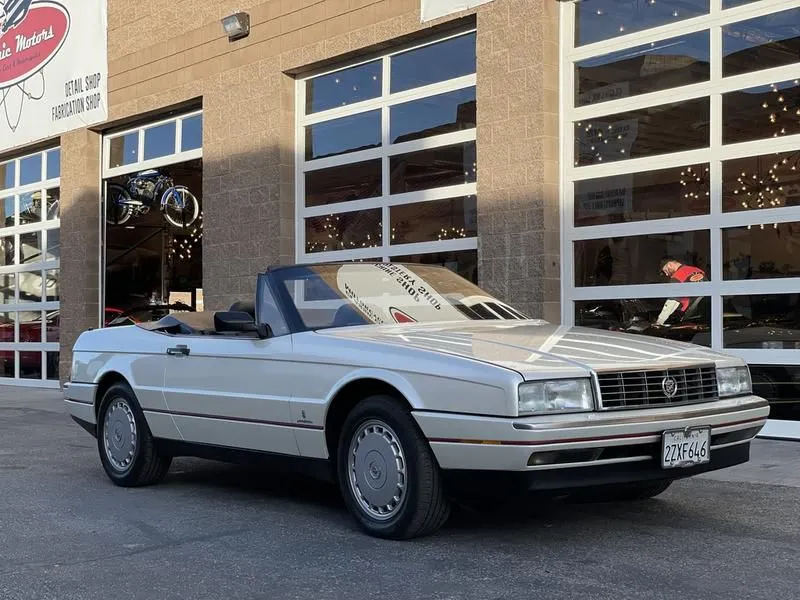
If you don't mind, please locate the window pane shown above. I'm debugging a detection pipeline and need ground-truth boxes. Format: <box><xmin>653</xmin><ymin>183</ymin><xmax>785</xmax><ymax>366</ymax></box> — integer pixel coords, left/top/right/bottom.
<box><xmin>723</xmin><ymin>79</ymin><xmax>800</xmax><ymax>145</ymax></box>
<box><xmin>575</xmin><ymin>231</ymin><xmax>710</xmax><ymax>286</ymax></box>
<box><xmin>19</xmin><ymin>154</ymin><xmax>42</xmax><ymax>186</ymax></box>
<box><xmin>0</xmin><ymin>196</ymin><xmax>13</xmax><ymax>228</ymax></box>
<box><xmin>18</xmin><ymin>311</ymin><xmax>42</xmax><ymax>342</ymax></box>
<box><xmin>723</xmin><ymin>150</ymin><xmax>800</xmax><ymax>213</ymax></box>
<box><xmin>723</xmin><ymin>0</ymin><xmax>758</xmax><ymax>7</ymax></box>
<box><xmin>0</xmin><ymin>235</ymin><xmax>13</xmax><ymax>266</ymax></box>
<box><xmin>306</xmin><ymin>60</ymin><xmax>382</xmax><ymax>114</ymax></box>
<box><xmin>390</xmin><ymin>142</ymin><xmax>477</xmax><ymax>194</ymax></box>
<box><xmin>305</xmin><ymin>160</ymin><xmax>381</xmax><ymax>208</ymax></box>
<box><xmin>575</xmin><ymin>0</ymin><xmax>709</xmax><ymax>47</ymax></box>
<box><xmin>45</xmin><ymin>269</ymin><xmax>59</xmax><ymax>301</ymax></box>
<box><xmin>0</xmin><ymin>274</ymin><xmax>14</xmax><ymax>303</ymax></box>
<box><xmin>305</xmin><ymin>110</ymin><xmax>381</xmax><ymax>161</ymax></box>
<box><xmin>45</xmin><ymin>188</ymin><xmax>59</xmax><ymax>220</ymax></box>
<box><xmin>305</xmin><ymin>209</ymin><xmax>382</xmax><ymax>253</ymax></box>
<box><xmin>143</xmin><ymin>122</ymin><xmax>177</xmax><ymax>161</ymax></box>
<box><xmin>46</xmin><ymin>149</ymin><xmax>60</xmax><ymax>180</ymax></box>
<box><xmin>0</xmin><ymin>351</ymin><xmax>13</xmax><ymax>377</ymax></box>
<box><xmin>575</xmin><ymin>297</ymin><xmax>710</xmax><ymax>345</ymax></box>
<box><xmin>576</xmin><ymin>32</ymin><xmax>710</xmax><ymax>107</ymax></box>
<box><xmin>723</xmin><ymin>8</ymin><xmax>800</xmax><ymax>78</ymax></box>
<box><xmin>723</xmin><ymin>294</ymin><xmax>800</xmax><ymax>349</ymax></box>
<box><xmin>390</xmin><ymin>87</ymin><xmax>476</xmax><ymax>144</ymax></box>
<box><xmin>108</xmin><ymin>133</ymin><xmax>139</xmax><ymax>168</ymax></box>
<box><xmin>575</xmin><ymin>164</ymin><xmax>710</xmax><ymax>227</ymax></box>
<box><xmin>0</xmin><ymin>161</ymin><xmax>14</xmax><ymax>191</ymax></box>
<box><xmin>574</xmin><ymin>98</ymin><xmax>709</xmax><ymax>166</ymax></box>
<box><xmin>46</xmin><ymin>351</ymin><xmax>59</xmax><ymax>380</ymax></box>
<box><xmin>18</xmin><ymin>271</ymin><xmax>42</xmax><ymax>303</ymax></box>
<box><xmin>46</xmin><ymin>229</ymin><xmax>60</xmax><ymax>261</ymax></box>
<box><xmin>723</xmin><ymin>223</ymin><xmax>800</xmax><ymax>280</ymax></box>
<box><xmin>0</xmin><ymin>312</ymin><xmax>13</xmax><ymax>345</ymax></box>
<box><xmin>391</xmin><ymin>196</ymin><xmax>477</xmax><ymax>245</ymax></box>
<box><xmin>19</xmin><ymin>351</ymin><xmax>41</xmax><ymax>379</ymax></box>
<box><xmin>390</xmin><ymin>250</ymin><xmax>478</xmax><ymax>284</ymax></box>
<box><xmin>181</xmin><ymin>115</ymin><xmax>203</xmax><ymax>151</ymax></box>
<box><xmin>391</xmin><ymin>33</ymin><xmax>476</xmax><ymax>93</ymax></box>
<box><xmin>20</xmin><ymin>232</ymin><xmax>42</xmax><ymax>265</ymax></box>
<box><xmin>19</xmin><ymin>191</ymin><xmax>40</xmax><ymax>225</ymax></box>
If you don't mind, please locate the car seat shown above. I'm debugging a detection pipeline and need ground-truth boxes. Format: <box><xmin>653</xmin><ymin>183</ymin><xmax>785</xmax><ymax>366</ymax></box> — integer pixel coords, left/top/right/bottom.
<box><xmin>229</xmin><ymin>300</ymin><xmax>256</xmax><ymax>319</ymax></box>
<box><xmin>331</xmin><ymin>304</ymin><xmax>368</xmax><ymax>328</ymax></box>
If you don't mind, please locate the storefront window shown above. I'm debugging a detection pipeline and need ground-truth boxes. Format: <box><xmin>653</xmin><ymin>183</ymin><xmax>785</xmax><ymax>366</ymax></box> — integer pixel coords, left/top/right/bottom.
<box><xmin>575</xmin><ymin>231</ymin><xmax>710</xmax><ymax>287</ymax></box>
<box><xmin>575</xmin><ymin>0</ymin><xmax>709</xmax><ymax>46</ymax></box>
<box><xmin>722</xmin><ymin>8</ymin><xmax>800</xmax><ymax>77</ymax></box>
<box><xmin>576</xmin><ymin>31</ymin><xmax>710</xmax><ymax>107</ymax></box>
<box><xmin>723</xmin><ymin>79</ymin><xmax>800</xmax><ymax>145</ymax></box>
<box><xmin>575</xmin><ymin>297</ymin><xmax>711</xmax><ymax>346</ymax></box>
<box><xmin>723</xmin><ymin>149</ymin><xmax>800</xmax><ymax>212</ymax></box>
<box><xmin>143</xmin><ymin>122</ymin><xmax>177</xmax><ymax>161</ymax></box>
<box><xmin>574</xmin><ymin>98</ymin><xmax>709</xmax><ymax>166</ymax></box>
<box><xmin>305</xmin><ymin>60</ymin><xmax>382</xmax><ymax>114</ymax></box>
<box><xmin>565</xmin><ymin>2</ymin><xmax>800</xmax><ymax>428</ymax></box>
<box><xmin>574</xmin><ymin>163</ymin><xmax>710</xmax><ymax>227</ymax></box>
<box><xmin>298</xmin><ymin>32</ymin><xmax>478</xmax><ymax>269</ymax></box>
<box><xmin>723</xmin><ymin>294</ymin><xmax>800</xmax><ymax>349</ymax></box>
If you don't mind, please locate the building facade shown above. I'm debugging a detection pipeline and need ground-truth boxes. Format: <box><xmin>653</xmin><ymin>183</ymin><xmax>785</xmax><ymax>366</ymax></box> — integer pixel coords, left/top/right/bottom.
<box><xmin>0</xmin><ymin>0</ymin><xmax>797</xmax><ymax>438</ymax></box>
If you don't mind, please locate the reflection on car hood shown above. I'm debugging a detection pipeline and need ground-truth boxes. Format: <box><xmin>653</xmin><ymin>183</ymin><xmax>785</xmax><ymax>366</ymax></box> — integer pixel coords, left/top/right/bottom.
<box><xmin>319</xmin><ymin>320</ymin><xmax>732</xmax><ymax>378</ymax></box>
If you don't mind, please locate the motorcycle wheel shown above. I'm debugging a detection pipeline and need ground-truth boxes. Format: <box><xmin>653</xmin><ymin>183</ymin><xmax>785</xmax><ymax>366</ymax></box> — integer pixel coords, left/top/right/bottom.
<box><xmin>162</xmin><ymin>187</ymin><xmax>200</xmax><ymax>229</ymax></box>
<box><xmin>105</xmin><ymin>183</ymin><xmax>134</xmax><ymax>226</ymax></box>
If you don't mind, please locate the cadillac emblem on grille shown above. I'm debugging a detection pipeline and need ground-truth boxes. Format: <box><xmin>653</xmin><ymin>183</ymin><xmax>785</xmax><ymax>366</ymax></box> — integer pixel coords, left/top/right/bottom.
<box><xmin>662</xmin><ymin>376</ymin><xmax>678</xmax><ymax>398</ymax></box>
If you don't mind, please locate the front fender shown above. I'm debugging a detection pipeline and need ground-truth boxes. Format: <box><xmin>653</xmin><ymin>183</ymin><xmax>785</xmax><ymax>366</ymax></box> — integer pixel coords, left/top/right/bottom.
<box><xmin>324</xmin><ymin>368</ymin><xmax>424</xmax><ymax>409</ymax></box>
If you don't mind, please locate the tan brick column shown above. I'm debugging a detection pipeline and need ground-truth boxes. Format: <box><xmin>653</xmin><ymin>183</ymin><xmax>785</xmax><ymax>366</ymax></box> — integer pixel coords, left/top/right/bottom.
<box><xmin>476</xmin><ymin>0</ymin><xmax>561</xmax><ymax>322</ymax></box>
<box><xmin>58</xmin><ymin>129</ymin><xmax>102</xmax><ymax>383</ymax></box>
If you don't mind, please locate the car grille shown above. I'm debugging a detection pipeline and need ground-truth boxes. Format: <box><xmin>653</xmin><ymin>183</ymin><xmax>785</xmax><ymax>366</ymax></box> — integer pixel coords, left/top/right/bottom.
<box><xmin>596</xmin><ymin>365</ymin><xmax>718</xmax><ymax>410</ymax></box>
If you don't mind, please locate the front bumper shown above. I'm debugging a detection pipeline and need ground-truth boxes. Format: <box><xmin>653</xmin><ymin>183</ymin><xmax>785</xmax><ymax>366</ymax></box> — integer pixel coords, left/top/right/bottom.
<box><xmin>63</xmin><ymin>382</ymin><xmax>98</xmax><ymax>435</ymax></box>
<box><xmin>412</xmin><ymin>394</ymin><xmax>769</xmax><ymax>474</ymax></box>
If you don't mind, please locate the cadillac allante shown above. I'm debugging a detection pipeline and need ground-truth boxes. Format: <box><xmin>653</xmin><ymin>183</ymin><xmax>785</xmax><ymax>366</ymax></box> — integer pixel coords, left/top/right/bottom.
<box><xmin>64</xmin><ymin>263</ymin><xmax>769</xmax><ymax>539</ymax></box>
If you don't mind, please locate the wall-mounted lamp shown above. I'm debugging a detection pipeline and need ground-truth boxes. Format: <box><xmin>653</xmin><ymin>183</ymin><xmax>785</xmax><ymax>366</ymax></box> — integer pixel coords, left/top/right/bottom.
<box><xmin>221</xmin><ymin>12</ymin><xmax>250</xmax><ymax>42</ymax></box>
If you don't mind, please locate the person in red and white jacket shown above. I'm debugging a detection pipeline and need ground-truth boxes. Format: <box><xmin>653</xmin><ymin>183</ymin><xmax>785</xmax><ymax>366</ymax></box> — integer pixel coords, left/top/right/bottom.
<box><xmin>655</xmin><ymin>258</ymin><xmax>707</xmax><ymax>326</ymax></box>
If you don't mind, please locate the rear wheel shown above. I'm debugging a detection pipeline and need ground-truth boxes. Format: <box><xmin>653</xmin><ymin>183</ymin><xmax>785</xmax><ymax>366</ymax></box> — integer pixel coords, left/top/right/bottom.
<box><xmin>337</xmin><ymin>395</ymin><xmax>450</xmax><ymax>539</ymax></box>
<box><xmin>96</xmin><ymin>382</ymin><xmax>172</xmax><ymax>487</ymax></box>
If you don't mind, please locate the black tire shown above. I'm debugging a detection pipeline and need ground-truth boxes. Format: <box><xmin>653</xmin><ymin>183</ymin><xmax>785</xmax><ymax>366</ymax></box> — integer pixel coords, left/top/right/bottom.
<box><xmin>572</xmin><ymin>480</ymin><xmax>673</xmax><ymax>503</ymax></box>
<box><xmin>336</xmin><ymin>395</ymin><xmax>450</xmax><ymax>540</ymax></box>
<box><xmin>96</xmin><ymin>382</ymin><xmax>172</xmax><ymax>487</ymax></box>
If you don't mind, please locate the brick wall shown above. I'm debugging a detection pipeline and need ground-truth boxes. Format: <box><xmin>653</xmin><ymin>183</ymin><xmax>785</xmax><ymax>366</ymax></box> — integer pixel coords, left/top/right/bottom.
<box><xmin>475</xmin><ymin>0</ymin><xmax>561</xmax><ymax>321</ymax></box>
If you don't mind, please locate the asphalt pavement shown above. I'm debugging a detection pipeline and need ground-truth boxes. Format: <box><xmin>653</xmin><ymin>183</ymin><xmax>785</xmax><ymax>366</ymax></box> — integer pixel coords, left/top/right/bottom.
<box><xmin>1</xmin><ymin>387</ymin><xmax>798</xmax><ymax>600</ymax></box>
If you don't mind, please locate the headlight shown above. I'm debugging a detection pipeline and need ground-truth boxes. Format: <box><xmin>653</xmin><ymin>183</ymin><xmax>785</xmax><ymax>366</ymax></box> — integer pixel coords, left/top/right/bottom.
<box><xmin>518</xmin><ymin>379</ymin><xmax>594</xmax><ymax>415</ymax></box>
<box><xmin>717</xmin><ymin>366</ymin><xmax>752</xmax><ymax>398</ymax></box>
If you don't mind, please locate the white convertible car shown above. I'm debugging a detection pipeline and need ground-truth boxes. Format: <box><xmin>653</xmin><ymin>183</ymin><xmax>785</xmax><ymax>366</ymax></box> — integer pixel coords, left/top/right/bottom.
<box><xmin>64</xmin><ymin>262</ymin><xmax>769</xmax><ymax>539</ymax></box>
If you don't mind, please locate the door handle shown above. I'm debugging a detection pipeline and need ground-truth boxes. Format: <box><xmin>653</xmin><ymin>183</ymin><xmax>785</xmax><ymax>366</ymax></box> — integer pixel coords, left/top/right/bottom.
<box><xmin>166</xmin><ymin>345</ymin><xmax>190</xmax><ymax>356</ymax></box>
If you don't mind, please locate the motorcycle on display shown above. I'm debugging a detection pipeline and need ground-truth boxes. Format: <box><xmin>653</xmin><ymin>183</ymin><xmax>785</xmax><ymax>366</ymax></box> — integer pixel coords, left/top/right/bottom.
<box><xmin>106</xmin><ymin>169</ymin><xmax>200</xmax><ymax>229</ymax></box>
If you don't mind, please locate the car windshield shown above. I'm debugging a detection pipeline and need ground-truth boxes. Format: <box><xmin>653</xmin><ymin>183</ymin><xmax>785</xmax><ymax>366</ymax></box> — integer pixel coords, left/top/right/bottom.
<box><xmin>270</xmin><ymin>263</ymin><xmax>529</xmax><ymax>330</ymax></box>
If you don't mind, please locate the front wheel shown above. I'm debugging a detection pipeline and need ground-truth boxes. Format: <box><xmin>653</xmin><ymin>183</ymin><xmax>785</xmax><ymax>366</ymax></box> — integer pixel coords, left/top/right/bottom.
<box><xmin>162</xmin><ymin>186</ymin><xmax>200</xmax><ymax>229</ymax></box>
<box><xmin>96</xmin><ymin>382</ymin><xmax>172</xmax><ymax>487</ymax></box>
<box><xmin>337</xmin><ymin>395</ymin><xmax>450</xmax><ymax>540</ymax></box>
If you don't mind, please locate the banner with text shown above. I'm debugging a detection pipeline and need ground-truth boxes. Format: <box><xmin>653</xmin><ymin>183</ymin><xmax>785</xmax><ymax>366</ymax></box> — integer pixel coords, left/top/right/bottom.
<box><xmin>0</xmin><ymin>0</ymin><xmax>108</xmax><ymax>154</ymax></box>
<box><xmin>421</xmin><ymin>0</ymin><xmax>494</xmax><ymax>22</ymax></box>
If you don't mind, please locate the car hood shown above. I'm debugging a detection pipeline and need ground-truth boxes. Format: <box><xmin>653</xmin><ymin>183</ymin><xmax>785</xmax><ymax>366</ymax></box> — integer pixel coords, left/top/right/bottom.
<box><xmin>318</xmin><ymin>320</ymin><xmax>734</xmax><ymax>379</ymax></box>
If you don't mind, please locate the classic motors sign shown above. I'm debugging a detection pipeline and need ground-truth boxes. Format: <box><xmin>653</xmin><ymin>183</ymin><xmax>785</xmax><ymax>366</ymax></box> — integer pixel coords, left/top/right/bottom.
<box><xmin>0</xmin><ymin>0</ymin><xmax>107</xmax><ymax>153</ymax></box>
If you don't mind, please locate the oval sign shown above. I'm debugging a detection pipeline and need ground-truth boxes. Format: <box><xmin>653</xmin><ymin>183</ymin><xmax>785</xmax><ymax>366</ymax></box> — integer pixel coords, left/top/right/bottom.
<box><xmin>0</xmin><ymin>2</ymin><xmax>70</xmax><ymax>89</ymax></box>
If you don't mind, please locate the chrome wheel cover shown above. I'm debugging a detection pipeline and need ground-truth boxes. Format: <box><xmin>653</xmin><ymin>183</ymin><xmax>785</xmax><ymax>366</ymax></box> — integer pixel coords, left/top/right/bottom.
<box><xmin>347</xmin><ymin>419</ymin><xmax>408</xmax><ymax>521</ymax></box>
<box><xmin>103</xmin><ymin>399</ymin><xmax>137</xmax><ymax>472</ymax></box>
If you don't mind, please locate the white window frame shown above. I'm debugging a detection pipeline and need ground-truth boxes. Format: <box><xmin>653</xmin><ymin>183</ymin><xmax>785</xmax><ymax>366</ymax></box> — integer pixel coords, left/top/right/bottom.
<box><xmin>0</xmin><ymin>147</ymin><xmax>61</xmax><ymax>388</ymax></box>
<box><xmin>560</xmin><ymin>0</ymin><xmax>800</xmax><ymax>437</ymax></box>
<box><xmin>294</xmin><ymin>27</ymin><xmax>479</xmax><ymax>265</ymax></box>
<box><xmin>102</xmin><ymin>109</ymin><xmax>203</xmax><ymax>180</ymax></box>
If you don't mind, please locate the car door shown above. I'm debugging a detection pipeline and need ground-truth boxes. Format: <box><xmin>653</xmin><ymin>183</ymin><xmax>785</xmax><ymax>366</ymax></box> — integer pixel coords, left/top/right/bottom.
<box><xmin>162</xmin><ymin>328</ymin><xmax>299</xmax><ymax>457</ymax></box>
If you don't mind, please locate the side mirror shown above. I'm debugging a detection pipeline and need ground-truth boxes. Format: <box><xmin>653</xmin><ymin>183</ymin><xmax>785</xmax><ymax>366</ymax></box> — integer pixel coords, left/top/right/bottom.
<box><xmin>214</xmin><ymin>311</ymin><xmax>272</xmax><ymax>339</ymax></box>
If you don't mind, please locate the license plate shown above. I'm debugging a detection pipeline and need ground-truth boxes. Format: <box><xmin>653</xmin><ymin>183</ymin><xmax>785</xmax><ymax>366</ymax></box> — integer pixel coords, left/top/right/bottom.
<box><xmin>661</xmin><ymin>427</ymin><xmax>711</xmax><ymax>469</ymax></box>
